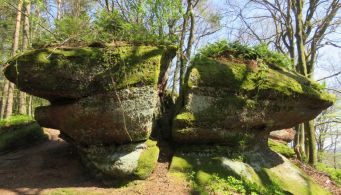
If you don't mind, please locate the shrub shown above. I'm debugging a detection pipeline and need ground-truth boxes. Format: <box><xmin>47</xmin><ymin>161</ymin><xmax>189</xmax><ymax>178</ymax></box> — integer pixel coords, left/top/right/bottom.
<box><xmin>197</xmin><ymin>40</ymin><xmax>294</xmax><ymax>69</ymax></box>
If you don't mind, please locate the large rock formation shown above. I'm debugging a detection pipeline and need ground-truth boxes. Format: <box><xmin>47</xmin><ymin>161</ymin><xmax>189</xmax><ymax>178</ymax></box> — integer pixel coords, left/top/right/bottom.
<box><xmin>172</xmin><ymin>55</ymin><xmax>334</xmax><ymax>145</ymax></box>
<box><xmin>4</xmin><ymin>44</ymin><xmax>176</xmax><ymax>181</ymax></box>
<box><xmin>4</xmin><ymin>41</ymin><xmax>335</xmax><ymax>193</ymax></box>
<box><xmin>170</xmin><ymin>43</ymin><xmax>335</xmax><ymax>194</ymax></box>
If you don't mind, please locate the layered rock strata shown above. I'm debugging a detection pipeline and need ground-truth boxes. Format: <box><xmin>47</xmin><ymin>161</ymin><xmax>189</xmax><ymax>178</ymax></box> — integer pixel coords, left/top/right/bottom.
<box><xmin>170</xmin><ymin>52</ymin><xmax>335</xmax><ymax>194</ymax></box>
<box><xmin>4</xmin><ymin>44</ymin><xmax>176</xmax><ymax>181</ymax></box>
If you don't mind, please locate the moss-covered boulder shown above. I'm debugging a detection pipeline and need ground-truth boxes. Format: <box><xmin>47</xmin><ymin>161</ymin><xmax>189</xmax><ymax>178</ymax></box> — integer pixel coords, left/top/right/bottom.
<box><xmin>173</xmin><ymin>55</ymin><xmax>334</xmax><ymax>144</ymax></box>
<box><xmin>79</xmin><ymin>139</ymin><xmax>159</xmax><ymax>184</ymax></box>
<box><xmin>3</xmin><ymin>43</ymin><xmax>176</xmax><ymax>182</ymax></box>
<box><xmin>4</xmin><ymin>44</ymin><xmax>176</xmax><ymax>102</ymax></box>
<box><xmin>169</xmin><ymin>147</ymin><xmax>330</xmax><ymax>195</ymax></box>
<box><xmin>35</xmin><ymin>85</ymin><xmax>157</xmax><ymax>145</ymax></box>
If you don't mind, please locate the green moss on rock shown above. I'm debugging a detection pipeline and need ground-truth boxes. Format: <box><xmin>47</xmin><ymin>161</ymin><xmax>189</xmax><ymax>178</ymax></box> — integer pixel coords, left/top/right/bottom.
<box><xmin>268</xmin><ymin>139</ymin><xmax>295</xmax><ymax>158</ymax></box>
<box><xmin>169</xmin><ymin>147</ymin><xmax>330</xmax><ymax>195</ymax></box>
<box><xmin>187</xmin><ymin>56</ymin><xmax>335</xmax><ymax>103</ymax></box>
<box><xmin>5</xmin><ymin>45</ymin><xmax>176</xmax><ymax>101</ymax></box>
<box><xmin>134</xmin><ymin>140</ymin><xmax>159</xmax><ymax>179</ymax></box>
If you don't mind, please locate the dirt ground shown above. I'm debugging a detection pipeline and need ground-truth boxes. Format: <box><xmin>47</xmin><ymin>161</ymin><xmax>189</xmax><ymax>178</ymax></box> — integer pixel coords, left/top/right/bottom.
<box><xmin>0</xmin><ymin>129</ymin><xmax>190</xmax><ymax>195</ymax></box>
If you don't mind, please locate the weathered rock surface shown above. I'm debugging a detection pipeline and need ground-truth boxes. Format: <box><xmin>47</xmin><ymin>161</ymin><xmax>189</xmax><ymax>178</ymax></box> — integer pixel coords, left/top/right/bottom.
<box><xmin>4</xmin><ymin>45</ymin><xmax>175</xmax><ymax>102</ymax></box>
<box><xmin>169</xmin><ymin>147</ymin><xmax>330</xmax><ymax>195</ymax></box>
<box><xmin>79</xmin><ymin>140</ymin><xmax>159</xmax><ymax>182</ymax></box>
<box><xmin>35</xmin><ymin>86</ymin><xmax>157</xmax><ymax>145</ymax></box>
<box><xmin>4</xmin><ymin>44</ymin><xmax>176</xmax><ymax>181</ymax></box>
<box><xmin>173</xmin><ymin>55</ymin><xmax>335</xmax><ymax>144</ymax></box>
<box><xmin>270</xmin><ymin>128</ymin><xmax>296</xmax><ymax>143</ymax></box>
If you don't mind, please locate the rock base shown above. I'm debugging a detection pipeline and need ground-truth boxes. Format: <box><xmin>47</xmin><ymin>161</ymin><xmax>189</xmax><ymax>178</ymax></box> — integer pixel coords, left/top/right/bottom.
<box><xmin>169</xmin><ymin>145</ymin><xmax>328</xmax><ymax>195</ymax></box>
<box><xmin>78</xmin><ymin>140</ymin><xmax>159</xmax><ymax>185</ymax></box>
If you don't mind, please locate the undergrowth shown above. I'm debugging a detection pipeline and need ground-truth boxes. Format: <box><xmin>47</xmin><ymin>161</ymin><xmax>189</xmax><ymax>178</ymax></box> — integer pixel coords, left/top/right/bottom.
<box><xmin>0</xmin><ymin>115</ymin><xmax>34</xmax><ymax>129</ymax></box>
<box><xmin>197</xmin><ymin>40</ymin><xmax>293</xmax><ymax>69</ymax></box>
<box><xmin>316</xmin><ymin>163</ymin><xmax>341</xmax><ymax>186</ymax></box>
<box><xmin>0</xmin><ymin>115</ymin><xmax>47</xmax><ymax>151</ymax></box>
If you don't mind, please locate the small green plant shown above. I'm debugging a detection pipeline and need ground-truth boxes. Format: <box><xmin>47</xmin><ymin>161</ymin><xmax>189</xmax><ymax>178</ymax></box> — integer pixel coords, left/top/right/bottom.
<box><xmin>316</xmin><ymin>163</ymin><xmax>341</xmax><ymax>185</ymax></box>
<box><xmin>197</xmin><ymin>40</ymin><xmax>294</xmax><ymax>69</ymax></box>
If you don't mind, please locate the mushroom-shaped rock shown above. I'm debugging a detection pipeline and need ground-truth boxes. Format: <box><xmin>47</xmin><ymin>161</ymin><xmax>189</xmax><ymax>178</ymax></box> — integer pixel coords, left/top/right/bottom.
<box><xmin>173</xmin><ymin>51</ymin><xmax>334</xmax><ymax>145</ymax></box>
<box><xmin>4</xmin><ymin>44</ymin><xmax>176</xmax><ymax>182</ymax></box>
<box><xmin>4</xmin><ymin>45</ymin><xmax>175</xmax><ymax>102</ymax></box>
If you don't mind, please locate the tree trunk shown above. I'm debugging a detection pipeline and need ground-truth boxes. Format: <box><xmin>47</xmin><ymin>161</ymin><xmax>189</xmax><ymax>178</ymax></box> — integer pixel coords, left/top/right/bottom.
<box><xmin>18</xmin><ymin>1</ymin><xmax>31</xmax><ymax>115</ymax></box>
<box><xmin>5</xmin><ymin>0</ymin><xmax>23</xmax><ymax>119</ymax></box>
<box><xmin>305</xmin><ymin>121</ymin><xmax>317</xmax><ymax>167</ymax></box>
<box><xmin>333</xmin><ymin>133</ymin><xmax>339</xmax><ymax>169</ymax></box>
<box><xmin>56</xmin><ymin>0</ymin><xmax>62</xmax><ymax>19</ymax></box>
<box><xmin>4</xmin><ymin>83</ymin><xmax>15</xmax><ymax>118</ymax></box>
<box><xmin>0</xmin><ymin>81</ymin><xmax>10</xmax><ymax>119</ymax></box>
<box><xmin>28</xmin><ymin>95</ymin><xmax>32</xmax><ymax>116</ymax></box>
<box><xmin>294</xmin><ymin>0</ymin><xmax>308</xmax><ymax>77</ymax></box>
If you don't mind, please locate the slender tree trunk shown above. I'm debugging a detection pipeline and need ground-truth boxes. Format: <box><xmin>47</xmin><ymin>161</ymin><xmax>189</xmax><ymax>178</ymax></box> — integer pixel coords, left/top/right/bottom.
<box><xmin>5</xmin><ymin>0</ymin><xmax>24</xmax><ymax>119</ymax></box>
<box><xmin>56</xmin><ymin>0</ymin><xmax>62</xmax><ymax>19</ymax></box>
<box><xmin>173</xmin><ymin>1</ymin><xmax>190</xmax><ymax>99</ymax></box>
<box><xmin>5</xmin><ymin>83</ymin><xmax>15</xmax><ymax>118</ymax></box>
<box><xmin>179</xmin><ymin>0</ymin><xmax>195</xmax><ymax>106</ymax></box>
<box><xmin>18</xmin><ymin>1</ymin><xmax>30</xmax><ymax>115</ymax></box>
<box><xmin>332</xmin><ymin>132</ymin><xmax>338</xmax><ymax>169</ymax></box>
<box><xmin>28</xmin><ymin>95</ymin><xmax>32</xmax><ymax>116</ymax></box>
<box><xmin>294</xmin><ymin>0</ymin><xmax>308</xmax><ymax>77</ymax></box>
<box><xmin>294</xmin><ymin>124</ymin><xmax>306</xmax><ymax>161</ymax></box>
<box><xmin>0</xmin><ymin>81</ymin><xmax>10</xmax><ymax>119</ymax></box>
<box><xmin>305</xmin><ymin>121</ymin><xmax>317</xmax><ymax>166</ymax></box>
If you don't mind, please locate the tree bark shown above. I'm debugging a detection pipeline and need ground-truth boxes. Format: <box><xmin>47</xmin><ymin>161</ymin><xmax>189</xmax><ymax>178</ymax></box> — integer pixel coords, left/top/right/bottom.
<box><xmin>18</xmin><ymin>0</ymin><xmax>31</xmax><ymax>115</ymax></box>
<box><xmin>294</xmin><ymin>0</ymin><xmax>308</xmax><ymax>76</ymax></box>
<box><xmin>5</xmin><ymin>0</ymin><xmax>24</xmax><ymax>119</ymax></box>
<box><xmin>0</xmin><ymin>81</ymin><xmax>10</xmax><ymax>119</ymax></box>
<box><xmin>305</xmin><ymin>120</ymin><xmax>317</xmax><ymax>166</ymax></box>
<box><xmin>28</xmin><ymin>95</ymin><xmax>33</xmax><ymax>116</ymax></box>
<box><xmin>56</xmin><ymin>0</ymin><xmax>62</xmax><ymax>19</ymax></box>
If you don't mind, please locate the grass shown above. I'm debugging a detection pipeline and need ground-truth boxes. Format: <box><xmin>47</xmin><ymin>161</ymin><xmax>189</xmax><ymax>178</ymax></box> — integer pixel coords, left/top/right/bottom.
<box><xmin>0</xmin><ymin>115</ymin><xmax>34</xmax><ymax>130</ymax></box>
<box><xmin>316</xmin><ymin>163</ymin><xmax>341</xmax><ymax>186</ymax></box>
<box><xmin>0</xmin><ymin>115</ymin><xmax>47</xmax><ymax>151</ymax></box>
<box><xmin>268</xmin><ymin>139</ymin><xmax>295</xmax><ymax>158</ymax></box>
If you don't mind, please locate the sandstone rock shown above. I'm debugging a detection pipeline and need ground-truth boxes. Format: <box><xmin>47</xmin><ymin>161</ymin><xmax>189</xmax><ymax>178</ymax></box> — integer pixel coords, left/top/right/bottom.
<box><xmin>79</xmin><ymin>140</ymin><xmax>159</xmax><ymax>181</ymax></box>
<box><xmin>4</xmin><ymin>45</ymin><xmax>176</xmax><ymax>102</ymax></box>
<box><xmin>169</xmin><ymin>147</ymin><xmax>329</xmax><ymax>195</ymax></box>
<box><xmin>173</xmin><ymin>55</ymin><xmax>335</xmax><ymax>144</ymax></box>
<box><xmin>35</xmin><ymin>86</ymin><xmax>158</xmax><ymax>145</ymax></box>
<box><xmin>4</xmin><ymin>44</ymin><xmax>176</xmax><ymax>182</ymax></box>
<box><xmin>270</xmin><ymin>128</ymin><xmax>296</xmax><ymax>143</ymax></box>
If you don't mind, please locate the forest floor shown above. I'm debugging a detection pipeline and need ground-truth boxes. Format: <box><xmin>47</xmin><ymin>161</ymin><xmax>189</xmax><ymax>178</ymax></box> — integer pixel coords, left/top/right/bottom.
<box><xmin>292</xmin><ymin>159</ymin><xmax>341</xmax><ymax>195</ymax></box>
<box><xmin>0</xmin><ymin>129</ymin><xmax>190</xmax><ymax>195</ymax></box>
<box><xmin>0</xmin><ymin>129</ymin><xmax>340</xmax><ymax>195</ymax></box>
